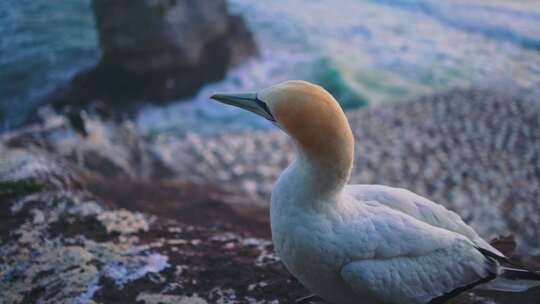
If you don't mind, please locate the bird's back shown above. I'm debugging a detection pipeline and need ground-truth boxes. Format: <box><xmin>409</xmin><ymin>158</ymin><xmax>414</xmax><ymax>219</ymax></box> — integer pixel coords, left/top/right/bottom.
<box><xmin>271</xmin><ymin>180</ymin><xmax>500</xmax><ymax>304</ymax></box>
<box><xmin>344</xmin><ymin>184</ymin><xmax>502</xmax><ymax>256</ymax></box>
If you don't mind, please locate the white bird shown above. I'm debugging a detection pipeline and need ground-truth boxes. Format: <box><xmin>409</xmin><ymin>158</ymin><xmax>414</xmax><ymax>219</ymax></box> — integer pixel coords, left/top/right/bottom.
<box><xmin>211</xmin><ymin>80</ymin><xmax>540</xmax><ymax>304</ymax></box>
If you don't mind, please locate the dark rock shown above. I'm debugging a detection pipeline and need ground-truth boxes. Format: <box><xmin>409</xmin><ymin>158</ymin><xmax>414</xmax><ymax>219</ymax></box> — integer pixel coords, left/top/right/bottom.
<box><xmin>2</xmin><ymin>93</ymin><xmax>540</xmax><ymax>303</ymax></box>
<box><xmin>0</xmin><ymin>110</ymin><xmax>307</xmax><ymax>303</ymax></box>
<box><xmin>49</xmin><ymin>0</ymin><xmax>257</xmax><ymax>111</ymax></box>
<box><xmin>0</xmin><ymin>120</ymin><xmax>303</xmax><ymax>303</ymax></box>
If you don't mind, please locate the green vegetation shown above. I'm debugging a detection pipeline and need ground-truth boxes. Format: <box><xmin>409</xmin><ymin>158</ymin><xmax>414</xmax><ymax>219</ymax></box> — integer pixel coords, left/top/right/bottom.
<box><xmin>0</xmin><ymin>179</ymin><xmax>44</xmax><ymax>202</ymax></box>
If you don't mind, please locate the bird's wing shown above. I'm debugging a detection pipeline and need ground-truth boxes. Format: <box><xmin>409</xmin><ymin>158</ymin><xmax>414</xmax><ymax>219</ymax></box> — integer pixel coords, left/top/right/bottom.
<box><xmin>340</xmin><ymin>235</ymin><xmax>497</xmax><ymax>304</ymax></box>
<box><xmin>337</xmin><ymin>200</ymin><xmax>500</xmax><ymax>304</ymax></box>
<box><xmin>345</xmin><ymin>184</ymin><xmax>502</xmax><ymax>256</ymax></box>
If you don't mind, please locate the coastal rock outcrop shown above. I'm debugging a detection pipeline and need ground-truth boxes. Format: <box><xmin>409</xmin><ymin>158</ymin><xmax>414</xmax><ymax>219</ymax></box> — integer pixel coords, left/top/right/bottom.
<box><xmin>50</xmin><ymin>0</ymin><xmax>257</xmax><ymax>110</ymax></box>
<box><xmin>2</xmin><ymin>89</ymin><xmax>539</xmax><ymax>303</ymax></box>
<box><xmin>0</xmin><ymin>112</ymin><xmax>301</xmax><ymax>303</ymax></box>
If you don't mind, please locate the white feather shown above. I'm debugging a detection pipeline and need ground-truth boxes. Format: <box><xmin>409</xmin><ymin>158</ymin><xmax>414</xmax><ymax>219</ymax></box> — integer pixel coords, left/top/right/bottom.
<box><xmin>272</xmin><ymin>168</ymin><xmax>497</xmax><ymax>304</ymax></box>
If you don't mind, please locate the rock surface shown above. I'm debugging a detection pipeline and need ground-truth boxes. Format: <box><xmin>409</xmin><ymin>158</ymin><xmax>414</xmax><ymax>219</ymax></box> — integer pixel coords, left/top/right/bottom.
<box><xmin>0</xmin><ymin>122</ymin><xmax>301</xmax><ymax>303</ymax></box>
<box><xmin>49</xmin><ymin>0</ymin><xmax>257</xmax><ymax>110</ymax></box>
<box><xmin>159</xmin><ymin>89</ymin><xmax>540</xmax><ymax>255</ymax></box>
<box><xmin>1</xmin><ymin>89</ymin><xmax>540</xmax><ymax>303</ymax></box>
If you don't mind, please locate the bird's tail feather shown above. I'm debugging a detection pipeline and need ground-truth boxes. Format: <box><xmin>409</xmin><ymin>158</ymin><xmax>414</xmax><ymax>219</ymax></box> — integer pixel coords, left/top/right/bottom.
<box><xmin>478</xmin><ymin>266</ymin><xmax>540</xmax><ymax>292</ymax></box>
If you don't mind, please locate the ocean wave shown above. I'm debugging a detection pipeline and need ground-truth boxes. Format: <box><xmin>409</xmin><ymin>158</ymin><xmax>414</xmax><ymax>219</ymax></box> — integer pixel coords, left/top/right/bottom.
<box><xmin>0</xmin><ymin>0</ymin><xmax>99</xmax><ymax>131</ymax></box>
<box><xmin>135</xmin><ymin>47</ymin><xmax>373</xmax><ymax>135</ymax></box>
<box><xmin>2</xmin><ymin>0</ymin><xmax>540</xmax><ymax>134</ymax></box>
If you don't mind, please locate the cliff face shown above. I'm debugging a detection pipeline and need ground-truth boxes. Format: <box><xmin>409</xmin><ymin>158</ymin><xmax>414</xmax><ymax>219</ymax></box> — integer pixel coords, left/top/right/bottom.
<box><xmin>50</xmin><ymin>0</ymin><xmax>256</xmax><ymax>109</ymax></box>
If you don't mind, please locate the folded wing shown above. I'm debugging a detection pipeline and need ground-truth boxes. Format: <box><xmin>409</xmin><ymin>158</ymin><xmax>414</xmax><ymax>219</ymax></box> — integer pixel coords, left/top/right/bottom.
<box><xmin>341</xmin><ymin>237</ymin><xmax>497</xmax><ymax>304</ymax></box>
<box><xmin>345</xmin><ymin>184</ymin><xmax>503</xmax><ymax>257</ymax></box>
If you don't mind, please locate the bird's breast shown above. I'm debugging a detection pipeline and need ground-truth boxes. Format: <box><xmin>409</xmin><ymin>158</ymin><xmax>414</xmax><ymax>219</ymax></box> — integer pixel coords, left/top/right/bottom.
<box><xmin>270</xmin><ymin>204</ymin><xmax>358</xmax><ymax>300</ymax></box>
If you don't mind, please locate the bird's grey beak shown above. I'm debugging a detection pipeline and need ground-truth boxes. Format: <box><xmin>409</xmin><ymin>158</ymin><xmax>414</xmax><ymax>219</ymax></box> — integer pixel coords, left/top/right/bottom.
<box><xmin>211</xmin><ymin>92</ymin><xmax>276</xmax><ymax>122</ymax></box>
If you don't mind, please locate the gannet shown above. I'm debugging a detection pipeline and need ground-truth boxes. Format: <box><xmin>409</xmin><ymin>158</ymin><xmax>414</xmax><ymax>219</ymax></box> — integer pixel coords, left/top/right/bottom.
<box><xmin>211</xmin><ymin>80</ymin><xmax>540</xmax><ymax>304</ymax></box>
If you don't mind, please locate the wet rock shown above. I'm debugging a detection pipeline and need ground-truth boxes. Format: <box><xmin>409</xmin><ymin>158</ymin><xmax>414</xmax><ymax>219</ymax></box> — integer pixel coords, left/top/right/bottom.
<box><xmin>0</xmin><ymin>121</ymin><xmax>303</xmax><ymax>303</ymax></box>
<box><xmin>2</xmin><ymin>89</ymin><xmax>540</xmax><ymax>303</ymax></box>
<box><xmin>0</xmin><ymin>148</ymin><xmax>169</xmax><ymax>303</ymax></box>
<box><xmin>136</xmin><ymin>293</ymin><xmax>208</xmax><ymax>304</ymax></box>
<box><xmin>48</xmin><ymin>0</ymin><xmax>257</xmax><ymax>110</ymax></box>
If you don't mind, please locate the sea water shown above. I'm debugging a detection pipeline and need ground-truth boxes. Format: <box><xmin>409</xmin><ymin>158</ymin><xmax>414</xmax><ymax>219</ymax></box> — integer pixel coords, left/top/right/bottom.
<box><xmin>0</xmin><ymin>0</ymin><xmax>99</xmax><ymax>130</ymax></box>
<box><xmin>1</xmin><ymin>0</ymin><xmax>540</xmax><ymax>134</ymax></box>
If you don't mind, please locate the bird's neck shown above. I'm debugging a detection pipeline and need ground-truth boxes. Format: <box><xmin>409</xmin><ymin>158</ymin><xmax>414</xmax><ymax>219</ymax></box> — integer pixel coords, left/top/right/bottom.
<box><xmin>274</xmin><ymin>96</ymin><xmax>355</xmax><ymax>203</ymax></box>
<box><xmin>292</xmin><ymin>135</ymin><xmax>354</xmax><ymax>200</ymax></box>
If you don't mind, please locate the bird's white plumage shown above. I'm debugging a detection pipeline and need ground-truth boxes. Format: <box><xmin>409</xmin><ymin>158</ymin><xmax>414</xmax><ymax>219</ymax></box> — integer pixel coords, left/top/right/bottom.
<box><xmin>271</xmin><ymin>166</ymin><xmax>497</xmax><ymax>304</ymax></box>
<box><xmin>340</xmin><ymin>240</ymin><xmax>493</xmax><ymax>304</ymax></box>
<box><xmin>345</xmin><ymin>184</ymin><xmax>502</xmax><ymax>256</ymax></box>
<box><xmin>260</xmin><ymin>81</ymin><xmax>504</xmax><ymax>304</ymax></box>
<box><xmin>211</xmin><ymin>81</ymin><xmax>532</xmax><ymax>304</ymax></box>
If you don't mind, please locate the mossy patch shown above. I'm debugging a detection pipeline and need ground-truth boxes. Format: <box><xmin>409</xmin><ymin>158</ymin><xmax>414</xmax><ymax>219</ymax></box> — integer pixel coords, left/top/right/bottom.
<box><xmin>0</xmin><ymin>179</ymin><xmax>44</xmax><ymax>202</ymax></box>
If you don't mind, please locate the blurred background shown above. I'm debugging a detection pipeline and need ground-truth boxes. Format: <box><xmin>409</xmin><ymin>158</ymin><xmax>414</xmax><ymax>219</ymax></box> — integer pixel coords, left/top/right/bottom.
<box><xmin>2</xmin><ymin>0</ymin><xmax>540</xmax><ymax>132</ymax></box>
<box><xmin>0</xmin><ymin>1</ymin><xmax>539</xmax><ymax>303</ymax></box>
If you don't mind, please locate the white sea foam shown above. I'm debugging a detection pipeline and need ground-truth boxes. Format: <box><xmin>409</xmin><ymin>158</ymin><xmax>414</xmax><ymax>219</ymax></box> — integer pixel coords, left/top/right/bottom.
<box><xmin>2</xmin><ymin>0</ymin><xmax>540</xmax><ymax>134</ymax></box>
<box><xmin>137</xmin><ymin>0</ymin><xmax>540</xmax><ymax>135</ymax></box>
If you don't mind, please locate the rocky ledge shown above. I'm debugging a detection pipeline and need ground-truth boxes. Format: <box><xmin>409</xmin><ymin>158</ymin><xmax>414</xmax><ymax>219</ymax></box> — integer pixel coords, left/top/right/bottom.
<box><xmin>0</xmin><ymin>127</ymin><xmax>302</xmax><ymax>303</ymax></box>
<box><xmin>1</xmin><ymin>89</ymin><xmax>540</xmax><ymax>303</ymax></box>
<box><xmin>48</xmin><ymin>0</ymin><xmax>257</xmax><ymax>111</ymax></box>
